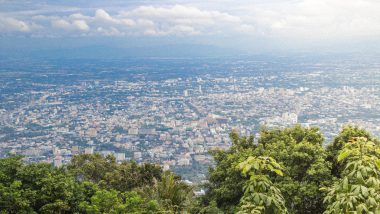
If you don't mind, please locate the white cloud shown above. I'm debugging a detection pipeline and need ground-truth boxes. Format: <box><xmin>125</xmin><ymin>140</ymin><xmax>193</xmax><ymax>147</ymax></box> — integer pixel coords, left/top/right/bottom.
<box><xmin>28</xmin><ymin>5</ymin><xmax>243</xmax><ymax>37</ymax></box>
<box><xmin>238</xmin><ymin>0</ymin><xmax>380</xmax><ymax>40</ymax></box>
<box><xmin>96</xmin><ymin>26</ymin><xmax>124</xmax><ymax>36</ymax></box>
<box><xmin>95</xmin><ymin>9</ymin><xmax>135</xmax><ymax>27</ymax></box>
<box><xmin>0</xmin><ymin>16</ymin><xmax>31</xmax><ymax>32</ymax></box>
<box><xmin>51</xmin><ymin>19</ymin><xmax>89</xmax><ymax>32</ymax></box>
<box><xmin>72</xmin><ymin>20</ymin><xmax>90</xmax><ymax>31</ymax></box>
<box><xmin>122</xmin><ymin>5</ymin><xmax>240</xmax><ymax>24</ymax></box>
<box><xmin>118</xmin><ymin>5</ymin><xmax>241</xmax><ymax>36</ymax></box>
<box><xmin>68</xmin><ymin>13</ymin><xmax>91</xmax><ymax>21</ymax></box>
<box><xmin>2</xmin><ymin>0</ymin><xmax>380</xmax><ymax>43</ymax></box>
<box><xmin>95</xmin><ymin>9</ymin><xmax>118</xmax><ymax>24</ymax></box>
<box><xmin>51</xmin><ymin>19</ymin><xmax>71</xmax><ymax>30</ymax></box>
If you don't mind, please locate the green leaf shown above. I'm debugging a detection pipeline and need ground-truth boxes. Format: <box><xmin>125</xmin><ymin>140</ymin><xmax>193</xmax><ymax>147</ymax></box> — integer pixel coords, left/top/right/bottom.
<box><xmin>362</xmin><ymin>186</ymin><xmax>369</xmax><ymax>197</ymax></box>
<box><xmin>273</xmin><ymin>169</ymin><xmax>283</xmax><ymax>176</ymax></box>
<box><xmin>338</xmin><ymin>150</ymin><xmax>351</xmax><ymax>162</ymax></box>
<box><xmin>375</xmin><ymin>160</ymin><xmax>380</xmax><ymax>171</ymax></box>
<box><xmin>343</xmin><ymin>177</ymin><xmax>349</xmax><ymax>191</ymax></box>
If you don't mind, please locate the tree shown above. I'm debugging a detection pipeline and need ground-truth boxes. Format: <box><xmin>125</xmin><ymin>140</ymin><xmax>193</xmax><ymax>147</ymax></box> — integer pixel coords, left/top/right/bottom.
<box><xmin>68</xmin><ymin>154</ymin><xmax>118</xmax><ymax>183</ymax></box>
<box><xmin>79</xmin><ymin>189</ymin><xmax>125</xmax><ymax>213</ymax></box>
<box><xmin>255</xmin><ymin>125</ymin><xmax>332</xmax><ymax>213</ymax></box>
<box><xmin>36</xmin><ymin>169</ymin><xmax>79</xmax><ymax>213</ymax></box>
<box><xmin>79</xmin><ymin>189</ymin><xmax>162</xmax><ymax>214</ymax></box>
<box><xmin>0</xmin><ymin>154</ymin><xmax>180</xmax><ymax>213</ymax></box>
<box><xmin>204</xmin><ymin>125</ymin><xmax>332</xmax><ymax>213</ymax></box>
<box><xmin>203</xmin><ymin>132</ymin><xmax>255</xmax><ymax>213</ymax></box>
<box><xmin>323</xmin><ymin>137</ymin><xmax>380</xmax><ymax>213</ymax></box>
<box><xmin>0</xmin><ymin>180</ymin><xmax>35</xmax><ymax>213</ymax></box>
<box><xmin>68</xmin><ymin>154</ymin><xmax>162</xmax><ymax>192</ymax></box>
<box><xmin>0</xmin><ymin>156</ymin><xmax>91</xmax><ymax>213</ymax></box>
<box><xmin>0</xmin><ymin>155</ymin><xmax>35</xmax><ymax>213</ymax></box>
<box><xmin>103</xmin><ymin>161</ymin><xmax>162</xmax><ymax>192</ymax></box>
<box><xmin>123</xmin><ymin>191</ymin><xmax>161</xmax><ymax>214</ymax></box>
<box><xmin>326</xmin><ymin>125</ymin><xmax>378</xmax><ymax>177</ymax></box>
<box><xmin>0</xmin><ymin>155</ymin><xmax>23</xmax><ymax>185</ymax></box>
<box><xmin>237</xmin><ymin>156</ymin><xmax>288</xmax><ymax>214</ymax></box>
<box><xmin>144</xmin><ymin>171</ymin><xmax>193</xmax><ymax>213</ymax></box>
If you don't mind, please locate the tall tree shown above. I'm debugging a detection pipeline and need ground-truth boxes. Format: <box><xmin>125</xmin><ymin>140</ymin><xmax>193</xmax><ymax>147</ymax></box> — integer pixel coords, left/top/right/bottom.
<box><xmin>326</xmin><ymin>125</ymin><xmax>377</xmax><ymax>177</ymax></box>
<box><xmin>146</xmin><ymin>171</ymin><xmax>193</xmax><ymax>213</ymax></box>
<box><xmin>323</xmin><ymin>137</ymin><xmax>380</xmax><ymax>213</ymax></box>
<box><xmin>204</xmin><ymin>125</ymin><xmax>332</xmax><ymax>213</ymax></box>
<box><xmin>237</xmin><ymin>156</ymin><xmax>287</xmax><ymax>214</ymax></box>
<box><xmin>204</xmin><ymin>131</ymin><xmax>256</xmax><ymax>213</ymax></box>
<box><xmin>68</xmin><ymin>154</ymin><xmax>118</xmax><ymax>183</ymax></box>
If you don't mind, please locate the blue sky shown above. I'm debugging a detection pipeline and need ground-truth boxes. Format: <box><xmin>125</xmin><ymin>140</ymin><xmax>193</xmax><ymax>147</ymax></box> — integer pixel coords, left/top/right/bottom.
<box><xmin>1</xmin><ymin>0</ymin><xmax>380</xmax><ymax>54</ymax></box>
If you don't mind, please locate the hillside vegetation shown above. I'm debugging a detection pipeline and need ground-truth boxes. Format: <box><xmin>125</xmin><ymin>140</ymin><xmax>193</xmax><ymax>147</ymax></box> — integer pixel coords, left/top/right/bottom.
<box><xmin>1</xmin><ymin>125</ymin><xmax>380</xmax><ymax>213</ymax></box>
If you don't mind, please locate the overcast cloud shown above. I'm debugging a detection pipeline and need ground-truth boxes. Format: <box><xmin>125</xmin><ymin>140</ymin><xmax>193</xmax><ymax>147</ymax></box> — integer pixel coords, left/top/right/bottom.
<box><xmin>1</xmin><ymin>0</ymin><xmax>380</xmax><ymax>51</ymax></box>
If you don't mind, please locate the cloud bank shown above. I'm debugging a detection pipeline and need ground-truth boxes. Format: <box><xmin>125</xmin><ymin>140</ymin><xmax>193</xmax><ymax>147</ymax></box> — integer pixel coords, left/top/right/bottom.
<box><xmin>1</xmin><ymin>0</ymin><xmax>380</xmax><ymax>43</ymax></box>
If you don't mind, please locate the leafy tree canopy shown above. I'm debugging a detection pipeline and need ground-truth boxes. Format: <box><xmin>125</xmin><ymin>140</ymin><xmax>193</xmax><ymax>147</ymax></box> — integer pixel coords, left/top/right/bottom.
<box><xmin>0</xmin><ymin>154</ymin><xmax>192</xmax><ymax>214</ymax></box>
<box><xmin>323</xmin><ymin>137</ymin><xmax>380</xmax><ymax>213</ymax></box>
<box><xmin>205</xmin><ymin>125</ymin><xmax>333</xmax><ymax>214</ymax></box>
<box><xmin>1</xmin><ymin>124</ymin><xmax>380</xmax><ymax>214</ymax></box>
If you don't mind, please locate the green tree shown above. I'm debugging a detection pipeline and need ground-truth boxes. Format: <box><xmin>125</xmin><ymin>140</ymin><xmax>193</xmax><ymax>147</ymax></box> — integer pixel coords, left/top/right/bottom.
<box><xmin>323</xmin><ymin>137</ymin><xmax>380</xmax><ymax>213</ymax></box>
<box><xmin>237</xmin><ymin>156</ymin><xmax>287</xmax><ymax>214</ymax></box>
<box><xmin>0</xmin><ymin>155</ymin><xmax>35</xmax><ymax>213</ymax></box>
<box><xmin>0</xmin><ymin>155</ymin><xmax>23</xmax><ymax>185</ymax></box>
<box><xmin>145</xmin><ymin>171</ymin><xmax>193</xmax><ymax>213</ymax></box>
<box><xmin>79</xmin><ymin>189</ymin><xmax>125</xmax><ymax>213</ymax></box>
<box><xmin>254</xmin><ymin>125</ymin><xmax>331</xmax><ymax>213</ymax></box>
<box><xmin>0</xmin><ymin>156</ymin><xmax>91</xmax><ymax>213</ymax></box>
<box><xmin>326</xmin><ymin>125</ymin><xmax>377</xmax><ymax>177</ymax></box>
<box><xmin>68</xmin><ymin>154</ymin><xmax>162</xmax><ymax>192</ymax></box>
<box><xmin>37</xmin><ymin>169</ymin><xmax>79</xmax><ymax>213</ymax></box>
<box><xmin>204</xmin><ymin>125</ymin><xmax>332</xmax><ymax>214</ymax></box>
<box><xmin>0</xmin><ymin>154</ymin><xmax>170</xmax><ymax>213</ymax></box>
<box><xmin>0</xmin><ymin>180</ymin><xmax>35</xmax><ymax>213</ymax></box>
<box><xmin>68</xmin><ymin>154</ymin><xmax>118</xmax><ymax>183</ymax></box>
<box><xmin>79</xmin><ymin>190</ymin><xmax>161</xmax><ymax>214</ymax></box>
<box><xmin>103</xmin><ymin>161</ymin><xmax>162</xmax><ymax>192</ymax></box>
<box><xmin>203</xmin><ymin>131</ymin><xmax>255</xmax><ymax>212</ymax></box>
<box><xmin>123</xmin><ymin>191</ymin><xmax>161</xmax><ymax>214</ymax></box>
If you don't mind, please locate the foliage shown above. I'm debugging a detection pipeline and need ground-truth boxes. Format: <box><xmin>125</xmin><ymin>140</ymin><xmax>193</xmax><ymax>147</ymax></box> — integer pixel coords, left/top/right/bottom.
<box><xmin>204</xmin><ymin>125</ymin><xmax>332</xmax><ymax>214</ymax></box>
<box><xmin>68</xmin><ymin>153</ymin><xmax>118</xmax><ymax>183</ymax></box>
<box><xmin>0</xmin><ymin>180</ymin><xmax>35</xmax><ymax>213</ymax></box>
<box><xmin>0</xmin><ymin>154</ymin><xmax>178</xmax><ymax>213</ymax></box>
<box><xmin>68</xmin><ymin>153</ymin><xmax>162</xmax><ymax>192</ymax></box>
<box><xmin>237</xmin><ymin>156</ymin><xmax>287</xmax><ymax>214</ymax></box>
<box><xmin>79</xmin><ymin>189</ymin><xmax>161</xmax><ymax>214</ymax></box>
<box><xmin>203</xmin><ymin>132</ymin><xmax>256</xmax><ymax>212</ymax></box>
<box><xmin>326</xmin><ymin>125</ymin><xmax>378</xmax><ymax>177</ymax></box>
<box><xmin>323</xmin><ymin>137</ymin><xmax>380</xmax><ymax>213</ymax></box>
<box><xmin>141</xmin><ymin>171</ymin><xmax>193</xmax><ymax>213</ymax></box>
<box><xmin>2</xmin><ymin>125</ymin><xmax>380</xmax><ymax>214</ymax></box>
<box><xmin>190</xmin><ymin>200</ymin><xmax>224</xmax><ymax>214</ymax></box>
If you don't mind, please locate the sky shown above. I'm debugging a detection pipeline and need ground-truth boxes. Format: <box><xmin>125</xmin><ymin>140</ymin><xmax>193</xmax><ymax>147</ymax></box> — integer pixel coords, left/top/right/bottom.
<box><xmin>1</xmin><ymin>0</ymin><xmax>380</xmax><ymax>55</ymax></box>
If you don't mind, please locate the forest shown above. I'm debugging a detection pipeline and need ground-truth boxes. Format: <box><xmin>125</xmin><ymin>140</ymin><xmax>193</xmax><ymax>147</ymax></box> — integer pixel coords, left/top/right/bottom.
<box><xmin>1</xmin><ymin>125</ymin><xmax>380</xmax><ymax>213</ymax></box>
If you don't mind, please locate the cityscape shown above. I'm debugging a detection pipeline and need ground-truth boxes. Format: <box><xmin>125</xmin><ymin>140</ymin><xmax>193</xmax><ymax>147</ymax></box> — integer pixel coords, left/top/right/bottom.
<box><xmin>3</xmin><ymin>0</ymin><xmax>380</xmax><ymax>212</ymax></box>
<box><xmin>1</xmin><ymin>54</ymin><xmax>380</xmax><ymax>182</ymax></box>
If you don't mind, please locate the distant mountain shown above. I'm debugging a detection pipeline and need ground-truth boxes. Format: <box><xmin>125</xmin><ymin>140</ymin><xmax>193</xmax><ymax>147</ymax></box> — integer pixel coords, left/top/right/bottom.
<box><xmin>1</xmin><ymin>43</ymin><xmax>243</xmax><ymax>59</ymax></box>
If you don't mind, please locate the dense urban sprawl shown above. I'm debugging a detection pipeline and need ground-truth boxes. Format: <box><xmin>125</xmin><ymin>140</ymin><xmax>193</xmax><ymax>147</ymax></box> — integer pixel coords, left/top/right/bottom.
<box><xmin>1</xmin><ymin>55</ymin><xmax>380</xmax><ymax>181</ymax></box>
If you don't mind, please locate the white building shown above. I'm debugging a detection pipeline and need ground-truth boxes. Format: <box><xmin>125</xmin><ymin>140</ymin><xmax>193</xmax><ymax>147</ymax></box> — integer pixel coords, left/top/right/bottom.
<box><xmin>84</xmin><ymin>147</ymin><xmax>94</xmax><ymax>154</ymax></box>
<box><xmin>116</xmin><ymin>153</ymin><xmax>126</xmax><ymax>162</ymax></box>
